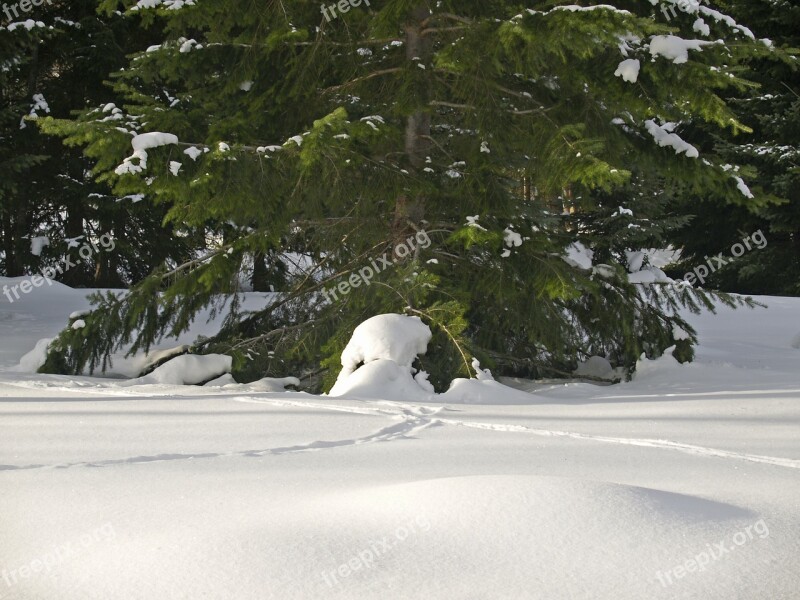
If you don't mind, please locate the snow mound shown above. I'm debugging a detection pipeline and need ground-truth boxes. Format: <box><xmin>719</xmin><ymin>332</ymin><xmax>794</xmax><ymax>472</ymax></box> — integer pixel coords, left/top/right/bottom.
<box><xmin>631</xmin><ymin>346</ymin><xmax>704</xmax><ymax>387</ymax></box>
<box><xmin>204</xmin><ymin>374</ymin><xmax>300</xmax><ymax>392</ymax></box>
<box><xmin>134</xmin><ymin>354</ymin><xmax>232</xmax><ymax>385</ymax></box>
<box><xmin>330</xmin><ymin>314</ymin><xmax>433</xmax><ymax>399</ymax></box>
<box><xmin>330</xmin><ymin>315</ymin><xmax>543</xmax><ymax>404</ymax></box>
<box><xmin>203</xmin><ymin>373</ymin><xmax>238</xmax><ymax>386</ymax></box>
<box><xmin>440</xmin><ymin>377</ymin><xmax>540</xmax><ymax>404</ymax></box>
<box><xmin>575</xmin><ymin>355</ymin><xmax>614</xmax><ymax>379</ymax></box>
<box><xmin>10</xmin><ymin>337</ymin><xmax>53</xmax><ymax>373</ymax></box>
<box><xmin>330</xmin><ymin>358</ymin><xmax>432</xmax><ymax>401</ymax></box>
<box><xmin>304</xmin><ymin>475</ymin><xmax>761</xmax><ymax>599</ymax></box>
<box><xmin>339</xmin><ymin>314</ymin><xmax>431</xmax><ymax>378</ymax></box>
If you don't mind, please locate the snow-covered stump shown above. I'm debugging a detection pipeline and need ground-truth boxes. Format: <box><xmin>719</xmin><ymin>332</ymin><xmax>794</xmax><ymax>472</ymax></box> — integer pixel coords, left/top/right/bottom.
<box><xmin>329</xmin><ymin>314</ymin><xmax>541</xmax><ymax>404</ymax></box>
<box><xmin>329</xmin><ymin>314</ymin><xmax>435</xmax><ymax>401</ymax></box>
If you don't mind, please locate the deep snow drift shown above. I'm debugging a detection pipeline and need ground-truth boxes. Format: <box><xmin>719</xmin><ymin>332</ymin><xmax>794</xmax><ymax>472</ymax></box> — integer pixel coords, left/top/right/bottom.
<box><xmin>1</xmin><ymin>283</ymin><xmax>798</xmax><ymax>599</ymax></box>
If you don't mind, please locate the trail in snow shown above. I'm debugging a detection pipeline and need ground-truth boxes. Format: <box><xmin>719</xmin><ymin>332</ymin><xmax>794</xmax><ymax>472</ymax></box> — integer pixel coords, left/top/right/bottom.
<box><xmin>0</xmin><ymin>404</ymin><xmax>439</xmax><ymax>471</ymax></box>
<box><xmin>2</xmin><ymin>395</ymin><xmax>797</xmax><ymax>472</ymax></box>
<box><xmin>436</xmin><ymin>419</ymin><xmax>800</xmax><ymax>470</ymax></box>
<box><xmin>239</xmin><ymin>396</ymin><xmax>800</xmax><ymax>470</ymax></box>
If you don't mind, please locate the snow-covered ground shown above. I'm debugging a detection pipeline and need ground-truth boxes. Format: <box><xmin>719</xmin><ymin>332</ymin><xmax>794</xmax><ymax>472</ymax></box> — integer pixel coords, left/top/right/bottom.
<box><xmin>1</xmin><ymin>281</ymin><xmax>798</xmax><ymax>599</ymax></box>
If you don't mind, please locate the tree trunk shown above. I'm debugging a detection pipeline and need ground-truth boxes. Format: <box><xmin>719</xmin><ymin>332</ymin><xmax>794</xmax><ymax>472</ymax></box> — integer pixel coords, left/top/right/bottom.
<box><xmin>1</xmin><ymin>208</ymin><xmax>21</xmax><ymax>276</ymax></box>
<box><xmin>393</xmin><ymin>4</ymin><xmax>432</xmax><ymax>255</ymax></box>
<box><xmin>251</xmin><ymin>251</ymin><xmax>270</xmax><ymax>292</ymax></box>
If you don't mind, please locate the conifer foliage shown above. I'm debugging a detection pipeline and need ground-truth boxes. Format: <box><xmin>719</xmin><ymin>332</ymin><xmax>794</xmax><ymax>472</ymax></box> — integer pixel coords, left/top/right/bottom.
<box><xmin>669</xmin><ymin>0</ymin><xmax>799</xmax><ymax>295</ymax></box>
<box><xmin>40</xmin><ymin>0</ymin><xmax>774</xmax><ymax>387</ymax></box>
<box><xmin>0</xmin><ymin>0</ymin><xmax>186</xmax><ymax>287</ymax></box>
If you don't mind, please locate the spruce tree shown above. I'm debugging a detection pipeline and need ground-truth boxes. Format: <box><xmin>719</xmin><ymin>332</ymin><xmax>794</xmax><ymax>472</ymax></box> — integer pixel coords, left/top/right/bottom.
<box><xmin>1</xmin><ymin>0</ymin><xmax>189</xmax><ymax>287</ymax></box>
<box><xmin>41</xmin><ymin>0</ymin><xmax>774</xmax><ymax>387</ymax></box>
<box><xmin>667</xmin><ymin>0</ymin><xmax>799</xmax><ymax>295</ymax></box>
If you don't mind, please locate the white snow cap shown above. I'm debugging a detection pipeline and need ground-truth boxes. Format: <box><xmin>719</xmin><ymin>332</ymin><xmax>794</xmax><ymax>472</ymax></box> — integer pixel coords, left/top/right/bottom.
<box><xmin>337</xmin><ymin>314</ymin><xmax>431</xmax><ymax>380</ymax></box>
<box><xmin>649</xmin><ymin>35</ymin><xmax>715</xmax><ymax>64</ymax></box>
<box><xmin>645</xmin><ymin>120</ymin><xmax>699</xmax><ymax>158</ymax></box>
<box><xmin>614</xmin><ymin>59</ymin><xmax>640</xmax><ymax>83</ymax></box>
<box><xmin>131</xmin><ymin>132</ymin><xmax>179</xmax><ymax>153</ymax></box>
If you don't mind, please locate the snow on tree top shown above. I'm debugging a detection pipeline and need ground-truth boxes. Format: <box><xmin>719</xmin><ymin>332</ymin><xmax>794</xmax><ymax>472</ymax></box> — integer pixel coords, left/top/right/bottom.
<box><xmin>649</xmin><ymin>36</ymin><xmax>718</xmax><ymax>65</ymax></box>
<box><xmin>131</xmin><ymin>132</ymin><xmax>179</xmax><ymax>152</ymax></box>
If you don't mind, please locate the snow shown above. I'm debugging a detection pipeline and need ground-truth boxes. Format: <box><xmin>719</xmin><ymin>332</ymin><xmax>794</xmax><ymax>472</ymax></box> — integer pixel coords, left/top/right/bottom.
<box><xmin>649</xmin><ymin>35</ymin><xmax>716</xmax><ymax>64</ymax></box>
<box><xmin>673</xmin><ymin>324</ymin><xmax>691</xmax><ymax>341</ymax></box>
<box><xmin>204</xmin><ymin>375</ymin><xmax>300</xmax><ymax>392</ymax></box>
<box><xmin>27</xmin><ymin>93</ymin><xmax>50</xmax><ymax>119</ymax></box>
<box><xmin>183</xmin><ymin>146</ymin><xmax>202</xmax><ymax>161</ymax></box>
<box><xmin>563</xmin><ymin>241</ymin><xmax>594</xmax><ymax>270</ymax></box>
<box><xmin>574</xmin><ymin>355</ymin><xmax>614</xmax><ymax>379</ymax></box>
<box><xmin>329</xmin><ymin>316</ymin><xmax>549</xmax><ymax>404</ymax></box>
<box><xmin>0</xmin><ymin>278</ymin><xmax>275</xmax><ymax>377</ymax></box>
<box><xmin>178</xmin><ymin>38</ymin><xmax>200</xmax><ymax>53</ymax></box>
<box><xmin>503</xmin><ymin>227</ymin><xmax>523</xmax><ymax>249</ymax></box>
<box><xmin>614</xmin><ymin>58</ymin><xmax>640</xmax><ymax>83</ymax></box>
<box><xmin>329</xmin><ymin>358</ymin><xmax>432</xmax><ymax>401</ymax></box>
<box><xmin>134</xmin><ymin>354</ymin><xmax>232</xmax><ymax>385</ymax></box>
<box><xmin>5</xmin><ymin>19</ymin><xmax>45</xmax><ymax>32</ymax></box>
<box><xmin>131</xmin><ymin>0</ymin><xmax>196</xmax><ymax>11</ymax></box>
<box><xmin>440</xmin><ymin>377</ymin><xmax>539</xmax><ymax>404</ymax></box>
<box><xmin>733</xmin><ymin>175</ymin><xmax>754</xmax><ymax>199</ymax></box>
<box><xmin>693</xmin><ymin>18</ymin><xmax>710</xmax><ymax>37</ymax></box>
<box><xmin>115</xmin><ymin>132</ymin><xmax>179</xmax><ymax>175</ymax></box>
<box><xmin>628</xmin><ymin>265</ymin><xmax>673</xmax><ymax>284</ymax></box>
<box><xmin>131</xmin><ymin>132</ymin><xmax>179</xmax><ymax>153</ymax></box>
<box><xmin>286</xmin><ymin>135</ymin><xmax>303</xmax><ymax>147</ymax></box>
<box><xmin>645</xmin><ymin>119</ymin><xmax>699</xmax><ymax>158</ymax></box>
<box><xmin>10</xmin><ymin>337</ymin><xmax>53</xmax><ymax>373</ymax></box>
<box><xmin>465</xmin><ymin>215</ymin><xmax>486</xmax><ymax>230</ymax></box>
<box><xmin>1</xmin><ymin>285</ymin><xmax>799</xmax><ymax>599</ymax></box>
<box><xmin>29</xmin><ymin>236</ymin><xmax>49</xmax><ymax>256</ymax></box>
<box><xmin>342</xmin><ymin>314</ymin><xmax>430</xmax><ymax>374</ymax></box>
<box><xmin>697</xmin><ymin>5</ymin><xmax>755</xmax><ymax>40</ymax></box>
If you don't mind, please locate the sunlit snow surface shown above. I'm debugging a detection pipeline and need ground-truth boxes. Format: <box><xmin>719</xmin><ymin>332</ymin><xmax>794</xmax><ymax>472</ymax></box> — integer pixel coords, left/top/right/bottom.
<box><xmin>1</xmin><ymin>282</ymin><xmax>798</xmax><ymax>599</ymax></box>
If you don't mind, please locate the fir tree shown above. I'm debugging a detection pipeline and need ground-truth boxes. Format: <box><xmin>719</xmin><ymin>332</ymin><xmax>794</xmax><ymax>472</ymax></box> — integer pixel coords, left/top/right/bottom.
<box><xmin>1</xmin><ymin>0</ymin><xmax>189</xmax><ymax>287</ymax></box>
<box><xmin>41</xmin><ymin>0</ymin><xmax>773</xmax><ymax>387</ymax></box>
<box><xmin>667</xmin><ymin>0</ymin><xmax>799</xmax><ymax>295</ymax></box>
